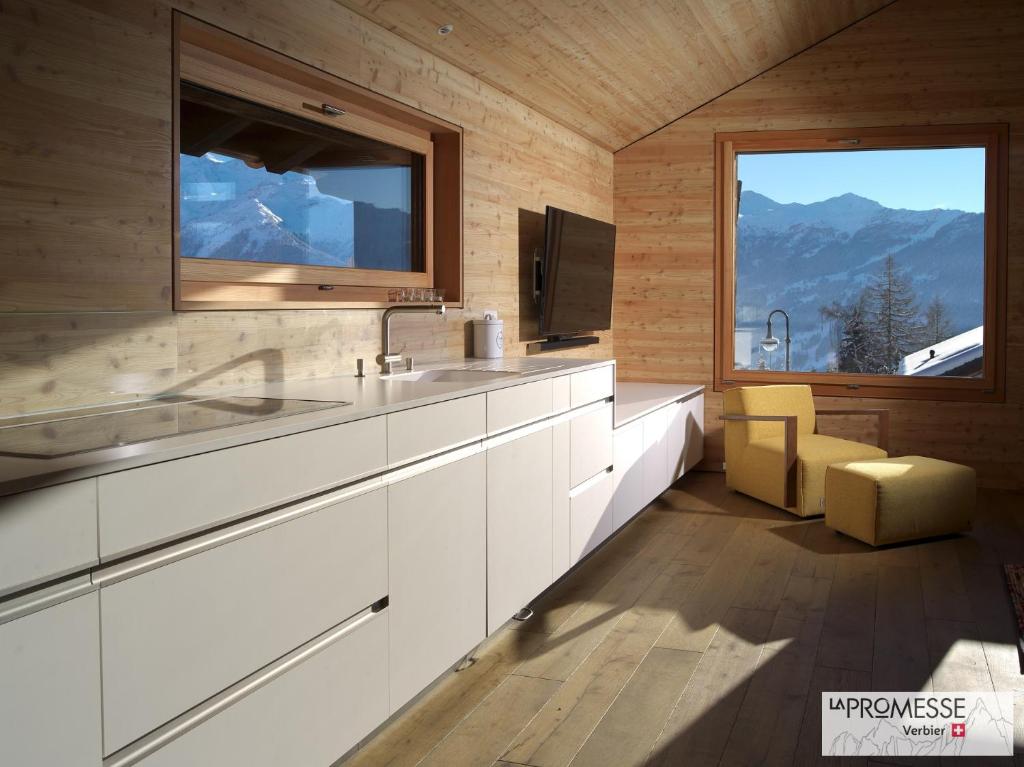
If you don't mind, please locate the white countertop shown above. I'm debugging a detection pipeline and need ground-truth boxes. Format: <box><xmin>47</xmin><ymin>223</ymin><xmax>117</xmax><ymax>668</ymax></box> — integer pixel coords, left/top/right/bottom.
<box><xmin>615</xmin><ymin>381</ymin><xmax>705</xmax><ymax>428</ymax></box>
<box><xmin>0</xmin><ymin>357</ymin><xmax>613</xmax><ymax>497</ymax></box>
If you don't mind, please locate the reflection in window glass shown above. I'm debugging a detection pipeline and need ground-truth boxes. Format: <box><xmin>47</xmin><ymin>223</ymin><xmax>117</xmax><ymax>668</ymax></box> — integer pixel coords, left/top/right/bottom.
<box><xmin>179</xmin><ymin>83</ymin><xmax>423</xmax><ymax>272</ymax></box>
<box><xmin>734</xmin><ymin>148</ymin><xmax>985</xmax><ymax>377</ymax></box>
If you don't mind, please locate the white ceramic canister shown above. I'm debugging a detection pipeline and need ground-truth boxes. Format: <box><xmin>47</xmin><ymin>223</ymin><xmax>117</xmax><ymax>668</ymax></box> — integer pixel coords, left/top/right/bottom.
<box><xmin>473</xmin><ymin>310</ymin><xmax>504</xmax><ymax>358</ymax></box>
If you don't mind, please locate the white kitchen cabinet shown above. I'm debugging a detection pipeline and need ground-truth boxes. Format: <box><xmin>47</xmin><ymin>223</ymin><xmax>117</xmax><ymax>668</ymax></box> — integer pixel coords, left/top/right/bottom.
<box><xmin>569</xmin><ymin>365</ymin><xmax>614</xmax><ymax>408</ymax></box>
<box><xmin>487</xmin><ymin>379</ymin><xmax>553</xmax><ymax>434</ymax></box>
<box><xmin>679</xmin><ymin>394</ymin><xmax>705</xmax><ymax>475</ymax></box>
<box><xmin>569</xmin><ymin>470</ymin><xmax>615</xmax><ymax>564</ymax></box>
<box><xmin>664</xmin><ymin>401</ymin><xmax>686</xmax><ymax>483</ymax></box>
<box><xmin>613</xmin><ymin>389</ymin><xmax>705</xmax><ymax>531</ymax></box>
<box><xmin>137</xmin><ymin>610</ymin><xmax>388</xmax><ymax>767</ymax></box>
<box><xmin>642</xmin><ymin>405</ymin><xmax>670</xmax><ymax>503</ymax></box>
<box><xmin>486</xmin><ymin>426</ymin><xmax>553</xmax><ymax>634</ymax></box>
<box><xmin>552</xmin><ymin>421</ymin><xmax>572</xmax><ymax>580</ymax></box>
<box><xmin>661</xmin><ymin>395</ymin><xmax>705</xmax><ymax>486</ymax></box>
<box><xmin>569</xmin><ymin>402</ymin><xmax>614</xmax><ymax>488</ymax></box>
<box><xmin>100</xmin><ymin>487</ymin><xmax>387</xmax><ymax>754</ymax></box>
<box><xmin>99</xmin><ymin>415</ymin><xmax>387</xmax><ymax>559</ymax></box>
<box><xmin>0</xmin><ymin>593</ymin><xmax>102</xmax><ymax>767</ymax></box>
<box><xmin>613</xmin><ymin>417</ymin><xmax>645</xmax><ymax>529</ymax></box>
<box><xmin>0</xmin><ymin>479</ymin><xmax>98</xmax><ymax>597</ymax></box>
<box><xmin>388</xmin><ymin>450</ymin><xmax>487</xmax><ymax>712</ymax></box>
<box><xmin>552</xmin><ymin>373</ymin><xmax>571</xmax><ymax>413</ymax></box>
<box><xmin>387</xmin><ymin>394</ymin><xmax>486</xmax><ymax>466</ymax></box>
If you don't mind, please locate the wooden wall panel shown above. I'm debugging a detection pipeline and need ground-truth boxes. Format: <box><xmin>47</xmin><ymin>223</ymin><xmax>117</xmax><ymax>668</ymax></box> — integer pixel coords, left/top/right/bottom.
<box><xmin>335</xmin><ymin>0</ymin><xmax>890</xmax><ymax>150</ymax></box>
<box><xmin>613</xmin><ymin>0</ymin><xmax>1024</xmax><ymax>489</ymax></box>
<box><xmin>0</xmin><ymin>0</ymin><xmax>612</xmax><ymax>416</ymax></box>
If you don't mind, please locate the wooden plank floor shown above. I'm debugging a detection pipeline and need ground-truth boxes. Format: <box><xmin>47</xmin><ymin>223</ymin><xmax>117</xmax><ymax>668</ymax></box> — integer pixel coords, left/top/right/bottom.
<box><xmin>343</xmin><ymin>472</ymin><xmax>1024</xmax><ymax>767</ymax></box>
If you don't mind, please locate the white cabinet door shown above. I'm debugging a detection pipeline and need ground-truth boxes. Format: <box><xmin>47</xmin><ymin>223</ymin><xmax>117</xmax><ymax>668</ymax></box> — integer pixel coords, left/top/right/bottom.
<box><xmin>680</xmin><ymin>394</ymin><xmax>705</xmax><ymax>474</ymax></box>
<box><xmin>569</xmin><ymin>471</ymin><xmax>615</xmax><ymax>564</ymax></box>
<box><xmin>552</xmin><ymin>421</ymin><xmax>572</xmax><ymax>580</ymax></box>
<box><xmin>486</xmin><ymin>427</ymin><xmax>553</xmax><ymax>634</ymax></box>
<box><xmin>663</xmin><ymin>395</ymin><xmax>705</xmax><ymax>486</ymax></box>
<box><xmin>388</xmin><ymin>451</ymin><xmax>486</xmax><ymax>712</ymax></box>
<box><xmin>0</xmin><ymin>593</ymin><xmax>102</xmax><ymax>767</ymax></box>
<box><xmin>569</xmin><ymin>402</ymin><xmax>614</xmax><ymax>488</ymax></box>
<box><xmin>137</xmin><ymin>611</ymin><xmax>388</xmax><ymax>767</ymax></box>
<box><xmin>664</xmin><ymin>401</ymin><xmax>686</xmax><ymax>483</ymax></box>
<box><xmin>641</xmin><ymin>406</ymin><xmax>670</xmax><ymax>503</ymax></box>
<box><xmin>613</xmin><ymin>418</ymin><xmax>645</xmax><ymax>529</ymax></box>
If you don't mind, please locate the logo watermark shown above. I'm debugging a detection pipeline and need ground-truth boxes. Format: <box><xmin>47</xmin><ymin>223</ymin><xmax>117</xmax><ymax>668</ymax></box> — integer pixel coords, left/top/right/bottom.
<box><xmin>821</xmin><ymin>692</ymin><xmax>1014</xmax><ymax>757</ymax></box>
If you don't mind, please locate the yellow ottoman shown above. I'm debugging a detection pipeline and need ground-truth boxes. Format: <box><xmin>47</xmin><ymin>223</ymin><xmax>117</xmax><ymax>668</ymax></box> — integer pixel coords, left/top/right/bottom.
<box><xmin>825</xmin><ymin>456</ymin><xmax>975</xmax><ymax>546</ymax></box>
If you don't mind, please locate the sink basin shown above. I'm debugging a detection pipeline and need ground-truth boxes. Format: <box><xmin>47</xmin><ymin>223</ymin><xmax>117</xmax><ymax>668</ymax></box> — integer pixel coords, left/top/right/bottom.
<box><xmin>383</xmin><ymin>369</ymin><xmax>519</xmax><ymax>384</ymax></box>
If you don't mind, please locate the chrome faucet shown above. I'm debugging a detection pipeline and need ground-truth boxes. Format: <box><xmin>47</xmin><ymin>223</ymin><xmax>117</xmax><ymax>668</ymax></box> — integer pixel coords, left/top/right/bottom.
<box><xmin>378</xmin><ymin>304</ymin><xmax>446</xmax><ymax>374</ymax></box>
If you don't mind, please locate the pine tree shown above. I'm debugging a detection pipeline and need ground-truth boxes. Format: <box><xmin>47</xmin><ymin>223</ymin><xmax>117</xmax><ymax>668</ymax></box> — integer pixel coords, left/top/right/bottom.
<box><xmin>821</xmin><ymin>296</ymin><xmax>875</xmax><ymax>373</ymax></box>
<box><xmin>864</xmin><ymin>255</ymin><xmax>920</xmax><ymax>373</ymax></box>
<box><xmin>922</xmin><ymin>296</ymin><xmax>953</xmax><ymax>345</ymax></box>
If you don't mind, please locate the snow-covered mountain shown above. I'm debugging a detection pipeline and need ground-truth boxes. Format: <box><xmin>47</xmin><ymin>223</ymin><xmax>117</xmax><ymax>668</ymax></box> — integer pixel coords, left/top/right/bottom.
<box><xmin>180</xmin><ymin>153</ymin><xmax>411</xmax><ymax>269</ymax></box>
<box><xmin>736</xmin><ymin>191</ymin><xmax>984</xmax><ymax>371</ymax></box>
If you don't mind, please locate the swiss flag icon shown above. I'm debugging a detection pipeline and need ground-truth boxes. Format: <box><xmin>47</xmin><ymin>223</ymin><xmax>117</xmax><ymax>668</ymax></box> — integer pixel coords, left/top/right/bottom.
<box><xmin>951</xmin><ymin>722</ymin><xmax>966</xmax><ymax>738</ymax></box>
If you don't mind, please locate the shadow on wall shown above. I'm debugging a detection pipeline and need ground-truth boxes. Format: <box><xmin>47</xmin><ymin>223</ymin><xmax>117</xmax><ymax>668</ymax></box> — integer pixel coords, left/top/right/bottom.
<box><xmin>159</xmin><ymin>348</ymin><xmax>284</xmax><ymax>400</ymax></box>
<box><xmin>518</xmin><ymin>208</ymin><xmax>545</xmax><ymax>346</ymax></box>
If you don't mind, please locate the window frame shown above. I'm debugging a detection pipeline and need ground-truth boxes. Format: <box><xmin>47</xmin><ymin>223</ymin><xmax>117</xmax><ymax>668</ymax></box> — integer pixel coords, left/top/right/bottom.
<box><xmin>714</xmin><ymin>124</ymin><xmax>1007</xmax><ymax>402</ymax></box>
<box><xmin>173</xmin><ymin>13</ymin><xmax>463</xmax><ymax>309</ymax></box>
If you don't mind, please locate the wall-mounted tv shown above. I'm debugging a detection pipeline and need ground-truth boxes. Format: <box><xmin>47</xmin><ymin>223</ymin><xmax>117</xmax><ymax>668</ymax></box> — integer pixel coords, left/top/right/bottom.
<box><xmin>538</xmin><ymin>206</ymin><xmax>616</xmax><ymax>342</ymax></box>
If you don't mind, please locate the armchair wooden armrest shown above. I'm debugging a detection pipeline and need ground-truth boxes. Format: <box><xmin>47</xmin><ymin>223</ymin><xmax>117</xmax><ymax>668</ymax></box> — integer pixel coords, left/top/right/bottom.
<box><xmin>720</xmin><ymin>414</ymin><xmax>798</xmax><ymax>508</ymax></box>
<box><xmin>814</xmin><ymin>408</ymin><xmax>890</xmax><ymax>452</ymax></box>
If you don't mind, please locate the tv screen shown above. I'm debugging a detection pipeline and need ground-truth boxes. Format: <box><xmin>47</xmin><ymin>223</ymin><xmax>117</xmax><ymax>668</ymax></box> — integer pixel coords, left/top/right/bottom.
<box><xmin>539</xmin><ymin>206</ymin><xmax>616</xmax><ymax>337</ymax></box>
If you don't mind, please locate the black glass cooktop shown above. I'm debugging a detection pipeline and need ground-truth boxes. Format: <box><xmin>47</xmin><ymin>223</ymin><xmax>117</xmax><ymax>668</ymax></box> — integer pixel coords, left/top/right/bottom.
<box><xmin>0</xmin><ymin>396</ymin><xmax>350</xmax><ymax>459</ymax></box>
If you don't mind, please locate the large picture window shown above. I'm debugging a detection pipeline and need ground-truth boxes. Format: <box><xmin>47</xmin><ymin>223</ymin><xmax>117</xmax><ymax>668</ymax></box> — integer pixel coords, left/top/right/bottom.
<box><xmin>180</xmin><ymin>83</ymin><xmax>425</xmax><ymax>274</ymax></box>
<box><xmin>715</xmin><ymin>125</ymin><xmax>1006</xmax><ymax>401</ymax></box>
<box><xmin>174</xmin><ymin>14</ymin><xmax>462</xmax><ymax>309</ymax></box>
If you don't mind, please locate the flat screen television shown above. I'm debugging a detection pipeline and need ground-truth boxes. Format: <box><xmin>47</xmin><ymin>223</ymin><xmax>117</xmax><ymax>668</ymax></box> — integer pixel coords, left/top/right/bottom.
<box><xmin>539</xmin><ymin>206</ymin><xmax>616</xmax><ymax>340</ymax></box>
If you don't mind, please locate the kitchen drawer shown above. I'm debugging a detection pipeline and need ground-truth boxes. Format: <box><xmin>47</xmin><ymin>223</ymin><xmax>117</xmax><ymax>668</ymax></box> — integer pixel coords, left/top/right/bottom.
<box><xmin>0</xmin><ymin>593</ymin><xmax>102</xmax><ymax>767</ymax></box>
<box><xmin>98</xmin><ymin>415</ymin><xmax>386</xmax><ymax>559</ymax></box>
<box><xmin>136</xmin><ymin>610</ymin><xmax>388</xmax><ymax>767</ymax></box>
<box><xmin>569</xmin><ymin>365</ymin><xmax>614</xmax><ymax>408</ymax></box>
<box><xmin>100</xmin><ymin>486</ymin><xmax>387</xmax><ymax>754</ymax></box>
<box><xmin>569</xmin><ymin>402</ymin><xmax>614</xmax><ymax>488</ymax></box>
<box><xmin>552</xmin><ymin>374</ymin><xmax>571</xmax><ymax>413</ymax></box>
<box><xmin>487</xmin><ymin>379</ymin><xmax>553</xmax><ymax>434</ymax></box>
<box><xmin>387</xmin><ymin>394</ymin><xmax>486</xmax><ymax>466</ymax></box>
<box><xmin>0</xmin><ymin>479</ymin><xmax>97</xmax><ymax>597</ymax></box>
<box><xmin>569</xmin><ymin>470</ymin><xmax>615</xmax><ymax>564</ymax></box>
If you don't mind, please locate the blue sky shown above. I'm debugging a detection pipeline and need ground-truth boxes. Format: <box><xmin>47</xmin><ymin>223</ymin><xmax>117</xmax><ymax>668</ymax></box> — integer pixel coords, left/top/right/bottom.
<box><xmin>738</xmin><ymin>147</ymin><xmax>985</xmax><ymax>212</ymax></box>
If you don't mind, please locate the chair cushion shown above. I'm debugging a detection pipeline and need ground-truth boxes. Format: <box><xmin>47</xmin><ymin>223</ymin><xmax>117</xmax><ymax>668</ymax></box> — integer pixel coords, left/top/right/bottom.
<box><xmin>723</xmin><ymin>385</ymin><xmax>817</xmax><ymax>445</ymax></box>
<box><xmin>738</xmin><ymin>433</ymin><xmax>887</xmax><ymax>516</ymax></box>
<box><xmin>825</xmin><ymin>456</ymin><xmax>975</xmax><ymax>545</ymax></box>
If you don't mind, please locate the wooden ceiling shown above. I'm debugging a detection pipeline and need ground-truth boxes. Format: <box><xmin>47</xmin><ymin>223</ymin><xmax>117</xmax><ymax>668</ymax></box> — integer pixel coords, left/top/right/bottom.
<box><xmin>335</xmin><ymin>0</ymin><xmax>893</xmax><ymax>150</ymax></box>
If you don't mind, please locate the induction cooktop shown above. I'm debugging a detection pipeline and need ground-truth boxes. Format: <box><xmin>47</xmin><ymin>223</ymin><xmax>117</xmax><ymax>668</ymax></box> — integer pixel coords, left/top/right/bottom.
<box><xmin>0</xmin><ymin>396</ymin><xmax>350</xmax><ymax>459</ymax></box>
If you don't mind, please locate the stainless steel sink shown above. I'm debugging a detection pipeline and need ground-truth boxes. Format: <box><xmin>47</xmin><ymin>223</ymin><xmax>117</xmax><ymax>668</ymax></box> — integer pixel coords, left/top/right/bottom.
<box><xmin>382</xmin><ymin>369</ymin><xmax>519</xmax><ymax>384</ymax></box>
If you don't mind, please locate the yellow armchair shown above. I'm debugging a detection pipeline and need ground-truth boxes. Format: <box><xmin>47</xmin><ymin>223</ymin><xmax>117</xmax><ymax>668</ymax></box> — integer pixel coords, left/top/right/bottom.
<box><xmin>721</xmin><ymin>385</ymin><xmax>889</xmax><ymax>516</ymax></box>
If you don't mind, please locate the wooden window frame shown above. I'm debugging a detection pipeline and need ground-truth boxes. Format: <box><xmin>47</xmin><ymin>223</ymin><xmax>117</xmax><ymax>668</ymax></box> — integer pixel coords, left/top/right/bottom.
<box><xmin>714</xmin><ymin>124</ymin><xmax>1008</xmax><ymax>402</ymax></box>
<box><xmin>173</xmin><ymin>13</ymin><xmax>463</xmax><ymax>310</ymax></box>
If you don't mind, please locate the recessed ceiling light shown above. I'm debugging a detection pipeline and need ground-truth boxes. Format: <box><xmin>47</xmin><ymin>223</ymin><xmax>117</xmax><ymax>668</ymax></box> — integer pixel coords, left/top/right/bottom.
<box><xmin>437</xmin><ymin>23</ymin><xmax>454</xmax><ymax>36</ymax></box>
